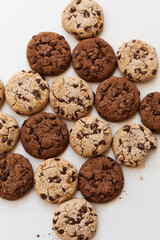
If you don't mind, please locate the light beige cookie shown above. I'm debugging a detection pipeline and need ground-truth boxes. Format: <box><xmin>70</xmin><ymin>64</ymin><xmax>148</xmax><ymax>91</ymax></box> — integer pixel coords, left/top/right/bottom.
<box><xmin>5</xmin><ymin>70</ymin><xmax>49</xmax><ymax>115</ymax></box>
<box><xmin>70</xmin><ymin>116</ymin><xmax>112</xmax><ymax>157</ymax></box>
<box><xmin>113</xmin><ymin>123</ymin><xmax>158</xmax><ymax>167</ymax></box>
<box><xmin>0</xmin><ymin>113</ymin><xmax>19</xmax><ymax>154</ymax></box>
<box><xmin>50</xmin><ymin>77</ymin><xmax>94</xmax><ymax>120</ymax></box>
<box><xmin>53</xmin><ymin>198</ymin><xmax>98</xmax><ymax>240</ymax></box>
<box><xmin>62</xmin><ymin>0</ymin><xmax>104</xmax><ymax>40</ymax></box>
<box><xmin>117</xmin><ymin>40</ymin><xmax>159</xmax><ymax>82</ymax></box>
<box><xmin>34</xmin><ymin>158</ymin><xmax>78</xmax><ymax>204</ymax></box>
<box><xmin>0</xmin><ymin>80</ymin><xmax>4</xmax><ymax>108</ymax></box>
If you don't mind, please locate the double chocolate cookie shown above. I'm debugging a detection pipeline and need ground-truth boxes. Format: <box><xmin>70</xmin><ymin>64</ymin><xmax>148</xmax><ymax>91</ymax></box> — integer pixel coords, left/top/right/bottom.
<box><xmin>95</xmin><ymin>76</ymin><xmax>140</xmax><ymax>122</ymax></box>
<box><xmin>20</xmin><ymin>112</ymin><xmax>69</xmax><ymax>159</ymax></box>
<box><xmin>72</xmin><ymin>38</ymin><xmax>116</xmax><ymax>82</ymax></box>
<box><xmin>50</xmin><ymin>77</ymin><xmax>94</xmax><ymax>120</ymax></box>
<box><xmin>53</xmin><ymin>198</ymin><xmax>98</xmax><ymax>240</ymax></box>
<box><xmin>27</xmin><ymin>32</ymin><xmax>71</xmax><ymax>76</ymax></box>
<box><xmin>0</xmin><ymin>153</ymin><xmax>34</xmax><ymax>200</ymax></box>
<box><xmin>117</xmin><ymin>39</ymin><xmax>159</xmax><ymax>82</ymax></box>
<box><xmin>34</xmin><ymin>157</ymin><xmax>78</xmax><ymax>204</ymax></box>
<box><xmin>79</xmin><ymin>155</ymin><xmax>124</xmax><ymax>203</ymax></box>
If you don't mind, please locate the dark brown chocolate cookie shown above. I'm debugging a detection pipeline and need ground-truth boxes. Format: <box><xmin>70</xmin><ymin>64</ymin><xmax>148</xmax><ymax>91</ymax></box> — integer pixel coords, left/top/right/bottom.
<box><xmin>72</xmin><ymin>38</ymin><xmax>116</xmax><ymax>82</ymax></box>
<box><xmin>0</xmin><ymin>153</ymin><xmax>34</xmax><ymax>200</ymax></box>
<box><xmin>95</xmin><ymin>76</ymin><xmax>140</xmax><ymax>122</ymax></box>
<box><xmin>78</xmin><ymin>155</ymin><xmax>124</xmax><ymax>203</ymax></box>
<box><xmin>27</xmin><ymin>32</ymin><xmax>71</xmax><ymax>76</ymax></box>
<box><xmin>140</xmin><ymin>92</ymin><xmax>160</xmax><ymax>133</ymax></box>
<box><xmin>20</xmin><ymin>112</ymin><xmax>69</xmax><ymax>159</ymax></box>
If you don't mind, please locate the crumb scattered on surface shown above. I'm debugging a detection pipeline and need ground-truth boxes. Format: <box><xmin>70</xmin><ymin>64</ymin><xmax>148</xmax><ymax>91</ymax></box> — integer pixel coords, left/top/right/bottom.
<box><xmin>119</xmin><ymin>196</ymin><xmax>122</xmax><ymax>199</ymax></box>
<box><xmin>37</xmin><ymin>234</ymin><xmax>40</xmax><ymax>238</ymax></box>
<box><xmin>140</xmin><ymin>176</ymin><xmax>144</xmax><ymax>180</ymax></box>
<box><xmin>123</xmin><ymin>190</ymin><xmax>126</xmax><ymax>192</ymax></box>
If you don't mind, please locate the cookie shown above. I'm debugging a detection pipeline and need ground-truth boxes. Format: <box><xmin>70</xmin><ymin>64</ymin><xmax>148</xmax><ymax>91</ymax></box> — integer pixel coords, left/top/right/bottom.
<box><xmin>70</xmin><ymin>116</ymin><xmax>112</xmax><ymax>157</ymax></box>
<box><xmin>50</xmin><ymin>77</ymin><xmax>94</xmax><ymax>120</ymax></box>
<box><xmin>20</xmin><ymin>112</ymin><xmax>69</xmax><ymax>159</ymax></box>
<box><xmin>140</xmin><ymin>92</ymin><xmax>160</xmax><ymax>133</ymax></box>
<box><xmin>62</xmin><ymin>0</ymin><xmax>104</xmax><ymax>40</ymax></box>
<box><xmin>0</xmin><ymin>113</ymin><xmax>19</xmax><ymax>154</ymax></box>
<box><xmin>0</xmin><ymin>153</ymin><xmax>34</xmax><ymax>200</ymax></box>
<box><xmin>34</xmin><ymin>157</ymin><xmax>78</xmax><ymax>204</ymax></box>
<box><xmin>72</xmin><ymin>38</ymin><xmax>116</xmax><ymax>82</ymax></box>
<box><xmin>113</xmin><ymin>123</ymin><xmax>158</xmax><ymax>167</ymax></box>
<box><xmin>53</xmin><ymin>198</ymin><xmax>98</xmax><ymax>240</ymax></box>
<box><xmin>117</xmin><ymin>40</ymin><xmax>159</xmax><ymax>82</ymax></box>
<box><xmin>79</xmin><ymin>155</ymin><xmax>124</xmax><ymax>203</ymax></box>
<box><xmin>5</xmin><ymin>70</ymin><xmax>49</xmax><ymax>115</ymax></box>
<box><xmin>95</xmin><ymin>76</ymin><xmax>140</xmax><ymax>122</ymax></box>
<box><xmin>0</xmin><ymin>80</ymin><xmax>5</xmax><ymax>108</ymax></box>
<box><xmin>27</xmin><ymin>32</ymin><xmax>71</xmax><ymax>76</ymax></box>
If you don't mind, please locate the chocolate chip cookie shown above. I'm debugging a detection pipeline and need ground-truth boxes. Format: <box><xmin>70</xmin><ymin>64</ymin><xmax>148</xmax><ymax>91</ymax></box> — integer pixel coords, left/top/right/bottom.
<box><xmin>117</xmin><ymin>40</ymin><xmax>159</xmax><ymax>82</ymax></box>
<box><xmin>50</xmin><ymin>77</ymin><xmax>94</xmax><ymax>120</ymax></box>
<box><xmin>27</xmin><ymin>32</ymin><xmax>71</xmax><ymax>76</ymax></box>
<box><xmin>0</xmin><ymin>113</ymin><xmax>19</xmax><ymax>154</ymax></box>
<box><xmin>53</xmin><ymin>198</ymin><xmax>98</xmax><ymax>240</ymax></box>
<box><xmin>62</xmin><ymin>0</ymin><xmax>104</xmax><ymax>40</ymax></box>
<box><xmin>20</xmin><ymin>112</ymin><xmax>69</xmax><ymax>159</ymax></box>
<box><xmin>34</xmin><ymin>158</ymin><xmax>78</xmax><ymax>204</ymax></box>
<box><xmin>0</xmin><ymin>80</ymin><xmax>4</xmax><ymax>108</ymax></box>
<box><xmin>0</xmin><ymin>153</ymin><xmax>34</xmax><ymax>200</ymax></box>
<box><xmin>140</xmin><ymin>92</ymin><xmax>160</xmax><ymax>133</ymax></box>
<box><xmin>95</xmin><ymin>76</ymin><xmax>140</xmax><ymax>122</ymax></box>
<box><xmin>113</xmin><ymin>123</ymin><xmax>158</xmax><ymax>167</ymax></box>
<box><xmin>70</xmin><ymin>116</ymin><xmax>112</xmax><ymax>157</ymax></box>
<box><xmin>79</xmin><ymin>155</ymin><xmax>124</xmax><ymax>203</ymax></box>
<box><xmin>72</xmin><ymin>38</ymin><xmax>116</xmax><ymax>82</ymax></box>
<box><xmin>5</xmin><ymin>70</ymin><xmax>49</xmax><ymax>115</ymax></box>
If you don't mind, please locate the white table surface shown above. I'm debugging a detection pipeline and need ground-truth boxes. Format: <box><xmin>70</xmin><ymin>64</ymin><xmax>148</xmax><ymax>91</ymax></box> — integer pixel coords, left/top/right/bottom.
<box><xmin>0</xmin><ymin>0</ymin><xmax>160</xmax><ymax>239</ymax></box>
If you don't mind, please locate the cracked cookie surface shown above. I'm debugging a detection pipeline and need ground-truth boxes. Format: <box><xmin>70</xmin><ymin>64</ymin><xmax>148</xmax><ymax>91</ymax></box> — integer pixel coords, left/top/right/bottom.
<box><xmin>140</xmin><ymin>92</ymin><xmax>160</xmax><ymax>133</ymax></box>
<box><xmin>5</xmin><ymin>71</ymin><xmax>49</xmax><ymax>115</ymax></box>
<box><xmin>62</xmin><ymin>0</ymin><xmax>104</xmax><ymax>40</ymax></box>
<box><xmin>0</xmin><ymin>113</ymin><xmax>19</xmax><ymax>154</ymax></box>
<box><xmin>34</xmin><ymin>158</ymin><xmax>78</xmax><ymax>204</ymax></box>
<box><xmin>0</xmin><ymin>80</ymin><xmax>5</xmax><ymax>108</ymax></box>
<box><xmin>113</xmin><ymin>123</ymin><xmax>158</xmax><ymax>167</ymax></box>
<box><xmin>95</xmin><ymin>76</ymin><xmax>140</xmax><ymax>122</ymax></box>
<box><xmin>0</xmin><ymin>153</ymin><xmax>34</xmax><ymax>200</ymax></box>
<box><xmin>53</xmin><ymin>198</ymin><xmax>98</xmax><ymax>240</ymax></box>
<box><xmin>117</xmin><ymin>40</ymin><xmax>159</xmax><ymax>82</ymax></box>
<box><xmin>79</xmin><ymin>155</ymin><xmax>124</xmax><ymax>203</ymax></box>
<box><xmin>72</xmin><ymin>38</ymin><xmax>116</xmax><ymax>82</ymax></box>
<box><xmin>20</xmin><ymin>112</ymin><xmax>69</xmax><ymax>159</ymax></box>
<box><xmin>27</xmin><ymin>32</ymin><xmax>71</xmax><ymax>76</ymax></box>
<box><xmin>70</xmin><ymin>116</ymin><xmax>112</xmax><ymax>157</ymax></box>
<box><xmin>50</xmin><ymin>77</ymin><xmax>94</xmax><ymax>120</ymax></box>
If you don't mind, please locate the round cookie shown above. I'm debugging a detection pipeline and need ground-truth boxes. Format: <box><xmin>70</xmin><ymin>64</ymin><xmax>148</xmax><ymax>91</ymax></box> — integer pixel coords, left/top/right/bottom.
<box><xmin>50</xmin><ymin>77</ymin><xmax>94</xmax><ymax>120</ymax></box>
<box><xmin>0</xmin><ymin>153</ymin><xmax>34</xmax><ymax>200</ymax></box>
<box><xmin>117</xmin><ymin>39</ymin><xmax>159</xmax><ymax>82</ymax></box>
<box><xmin>20</xmin><ymin>112</ymin><xmax>69</xmax><ymax>159</ymax></box>
<box><xmin>53</xmin><ymin>198</ymin><xmax>97</xmax><ymax>240</ymax></box>
<box><xmin>5</xmin><ymin>70</ymin><xmax>49</xmax><ymax>115</ymax></box>
<box><xmin>140</xmin><ymin>92</ymin><xmax>160</xmax><ymax>133</ymax></box>
<box><xmin>34</xmin><ymin>158</ymin><xmax>78</xmax><ymax>204</ymax></box>
<box><xmin>95</xmin><ymin>76</ymin><xmax>140</xmax><ymax>122</ymax></box>
<box><xmin>0</xmin><ymin>113</ymin><xmax>19</xmax><ymax>154</ymax></box>
<box><xmin>62</xmin><ymin>0</ymin><xmax>104</xmax><ymax>40</ymax></box>
<box><xmin>0</xmin><ymin>80</ymin><xmax>5</xmax><ymax>107</ymax></box>
<box><xmin>72</xmin><ymin>38</ymin><xmax>116</xmax><ymax>82</ymax></box>
<box><xmin>113</xmin><ymin>123</ymin><xmax>158</xmax><ymax>167</ymax></box>
<box><xmin>79</xmin><ymin>156</ymin><xmax>124</xmax><ymax>203</ymax></box>
<box><xmin>27</xmin><ymin>32</ymin><xmax>71</xmax><ymax>76</ymax></box>
<box><xmin>70</xmin><ymin>116</ymin><xmax>112</xmax><ymax>157</ymax></box>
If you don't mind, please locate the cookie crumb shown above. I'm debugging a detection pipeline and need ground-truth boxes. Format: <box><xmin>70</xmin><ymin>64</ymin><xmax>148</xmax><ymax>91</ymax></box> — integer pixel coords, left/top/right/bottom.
<box><xmin>119</xmin><ymin>196</ymin><xmax>122</xmax><ymax>199</ymax></box>
<box><xmin>37</xmin><ymin>234</ymin><xmax>40</xmax><ymax>238</ymax></box>
<box><xmin>140</xmin><ymin>176</ymin><xmax>143</xmax><ymax>180</ymax></box>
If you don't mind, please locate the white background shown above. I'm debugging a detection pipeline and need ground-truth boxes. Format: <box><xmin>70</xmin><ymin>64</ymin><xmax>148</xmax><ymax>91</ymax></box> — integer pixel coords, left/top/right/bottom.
<box><xmin>0</xmin><ymin>0</ymin><xmax>160</xmax><ymax>239</ymax></box>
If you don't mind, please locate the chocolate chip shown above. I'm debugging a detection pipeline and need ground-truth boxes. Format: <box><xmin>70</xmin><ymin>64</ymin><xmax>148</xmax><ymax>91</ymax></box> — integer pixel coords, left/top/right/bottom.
<box><xmin>123</xmin><ymin>69</ymin><xmax>127</xmax><ymax>76</ymax></box>
<box><xmin>152</xmin><ymin>69</ymin><xmax>157</xmax><ymax>75</ymax></box>
<box><xmin>70</xmin><ymin>7</ymin><xmax>76</xmax><ymax>13</ymax></box>
<box><xmin>0</xmin><ymin>123</ymin><xmax>2</xmax><ymax>129</ymax></box>
<box><xmin>84</xmin><ymin>26</ymin><xmax>91</xmax><ymax>32</ymax></box>
<box><xmin>60</xmin><ymin>166</ymin><xmax>67</xmax><ymax>175</ymax></box>
<box><xmin>49</xmin><ymin>196</ymin><xmax>55</xmax><ymax>202</ymax></box>
<box><xmin>123</xmin><ymin>125</ymin><xmax>130</xmax><ymax>132</ymax></box>
<box><xmin>96</xmin><ymin>11</ymin><xmax>101</xmax><ymax>16</ymax></box>
<box><xmin>32</xmin><ymin>89</ymin><xmax>41</xmax><ymax>99</ymax></box>
<box><xmin>83</xmin><ymin>10</ymin><xmax>90</xmax><ymax>18</ymax></box>
<box><xmin>76</xmin><ymin>0</ymin><xmax>81</xmax><ymax>4</ymax></box>
<box><xmin>138</xmin><ymin>143</ymin><xmax>144</xmax><ymax>150</ymax></box>
<box><xmin>40</xmin><ymin>194</ymin><xmax>47</xmax><ymax>200</ymax></box>
<box><xmin>58</xmin><ymin>229</ymin><xmax>64</xmax><ymax>235</ymax></box>
<box><xmin>77</xmin><ymin>24</ymin><xmax>81</xmax><ymax>28</ymax></box>
<box><xmin>94</xmin><ymin>23</ymin><xmax>98</xmax><ymax>28</ymax></box>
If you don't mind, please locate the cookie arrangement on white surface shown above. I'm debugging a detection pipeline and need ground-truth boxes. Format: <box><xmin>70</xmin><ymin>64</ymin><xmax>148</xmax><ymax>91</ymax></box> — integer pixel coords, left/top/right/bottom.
<box><xmin>0</xmin><ymin>0</ymin><xmax>159</xmax><ymax>239</ymax></box>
